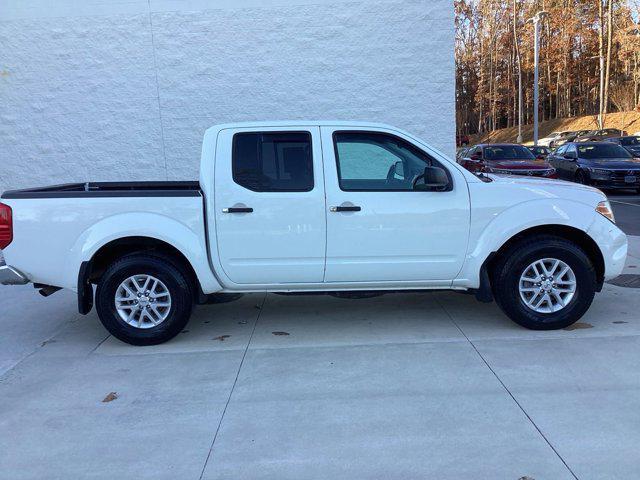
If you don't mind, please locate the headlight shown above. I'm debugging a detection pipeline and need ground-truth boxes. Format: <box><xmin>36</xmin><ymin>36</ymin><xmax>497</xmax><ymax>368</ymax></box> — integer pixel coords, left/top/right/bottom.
<box><xmin>596</xmin><ymin>200</ymin><xmax>615</xmax><ymax>223</ymax></box>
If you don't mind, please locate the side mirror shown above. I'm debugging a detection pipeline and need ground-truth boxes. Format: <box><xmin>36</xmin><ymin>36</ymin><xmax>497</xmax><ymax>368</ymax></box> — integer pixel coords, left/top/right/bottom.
<box><xmin>469</xmin><ymin>153</ymin><xmax>481</xmax><ymax>161</ymax></box>
<box><xmin>414</xmin><ymin>166</ymin><xmax>450</xmax><ymax>192</ymax></box>
<box><xmin>536</xmin><ymin>155</ymin><xmax>545</xmax><ymax>160</ymax></box>
<box><xmin>563</xmin><ymin>153</ymin><xmax>576</xmax><ymax>160</ymax></box>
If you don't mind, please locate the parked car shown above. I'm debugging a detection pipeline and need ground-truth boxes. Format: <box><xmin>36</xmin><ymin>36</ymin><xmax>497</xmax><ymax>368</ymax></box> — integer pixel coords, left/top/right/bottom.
<box><xmin>548</xmin><ymin>142</ymin><xmax>640</xmax><ymax>192</ymax></box>
<box><xmin>574</xmin><ymin>128</ymin><xmax>628</xmax><ymax>142</ymax></box>
<box><xmin>538</xmin><ymin>131</ymin><xmax>565</xmax><ymax>147</ymax></box>
<box><xmin>527</xmin><ymin>145</ymin><xmax>551</xmax><ymax>159</ymax></box>
<box><xmin>460</xmin><ymin>144</ymin><xmax>557</xmax><ymax>178</ymax></box>
<box><xmin>0</xmin><ymin>122</ymin><xmax>627</xmax><ymax>345</ymax></box>
<box><xmin>604</xmin><ymin>136</ymin><xmax>640</xmax><ymax>158</ymax></box>
<box><xmin>551</xmin><ymin>130</ymin><xmax>592</xmax><ymax>148</ymax></box>
<box><xmin>456</xmin><ymin>146</ymin><xmax>471</xmax><ymax>161</ymax></box>
<box><xmin>456</xmin><ymin>133</ymin><xmax>470</xmax><ymax>147</ymax></box>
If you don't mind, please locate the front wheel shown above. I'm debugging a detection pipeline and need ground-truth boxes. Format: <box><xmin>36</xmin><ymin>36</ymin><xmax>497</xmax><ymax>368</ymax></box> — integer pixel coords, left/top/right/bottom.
<box><xmin>492</xmin><ymin>235</ymin><xmax>597</xmax><ymax>330</ymax></box>
<box><xmin>95</xmin><ymin>254</ymin><xmax>194</xmax><ymax>345</ymax></box>
<box><xmin>575</xmin><ymin>170</ymin><xmax>589</xmax><ymax>185</ymax></box>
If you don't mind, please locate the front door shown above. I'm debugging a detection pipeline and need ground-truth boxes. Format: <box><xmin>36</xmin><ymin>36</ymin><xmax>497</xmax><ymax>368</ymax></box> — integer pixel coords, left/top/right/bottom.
<box><xmin>321</xmin><ymin>127</ymin><xmax>470</xmax><ymax>283</ymax></box>
<box><xmin>214</xmin><ymin>126</ymin><xmax>326</xmax><ymax>285</ymax></box>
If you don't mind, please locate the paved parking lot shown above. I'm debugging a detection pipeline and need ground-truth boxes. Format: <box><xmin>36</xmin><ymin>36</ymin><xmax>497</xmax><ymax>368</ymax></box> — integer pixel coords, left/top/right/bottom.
<box><xmin>609</xmin><ymin>192</ymin><xmax>640</xmax><ymax>236</ymax></box>
<box><xmin>1</xmin><ymin>204</ymin><xmax>640</xmax><ymax>479</ymax></box>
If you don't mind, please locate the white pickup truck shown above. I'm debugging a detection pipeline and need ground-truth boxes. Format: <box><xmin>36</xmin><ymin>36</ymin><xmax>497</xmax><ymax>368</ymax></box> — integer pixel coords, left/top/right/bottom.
<box><xmin>0</xmin><ymin>122</ymin><xmax>628</xmax><ymax>345</ymax></box>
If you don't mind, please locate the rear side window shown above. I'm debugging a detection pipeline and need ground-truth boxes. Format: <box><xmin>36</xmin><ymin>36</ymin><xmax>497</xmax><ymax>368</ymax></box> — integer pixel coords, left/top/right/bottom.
<box><xmin>232</xmin><ymin>132</ymin><xmax>313</xmax><ymax>192</ymax></box>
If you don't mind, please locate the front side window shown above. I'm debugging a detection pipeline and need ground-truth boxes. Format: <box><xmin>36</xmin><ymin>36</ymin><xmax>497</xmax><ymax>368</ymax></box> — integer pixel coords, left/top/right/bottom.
<box><xmin>232</xmin><ymin>132</ymin><xmax>313</xmax><ymax>192</ymax></box>
<box><xmin>333</xmin><ymin>132</ymin><xmax>444</xmax><ymax>191</ymax></box>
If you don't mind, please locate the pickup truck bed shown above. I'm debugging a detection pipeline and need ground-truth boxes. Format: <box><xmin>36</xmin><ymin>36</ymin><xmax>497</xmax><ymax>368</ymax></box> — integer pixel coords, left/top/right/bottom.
<box><xmin>1</xmin><ymin>182</ymin><xmax>201</xmax><ymax>199</ymax></box>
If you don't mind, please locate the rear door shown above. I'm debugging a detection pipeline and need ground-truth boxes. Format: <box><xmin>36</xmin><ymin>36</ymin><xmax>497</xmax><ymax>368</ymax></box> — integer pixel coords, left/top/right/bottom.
<box><xmin>214</xmin><ymin>126</ymin><xmax>326</xmax><ymax>285</ymax></box>
<box><xmin>320</xmin><ymin>127</ymin><xmax>471</xmax><ymax>283</ymax></box>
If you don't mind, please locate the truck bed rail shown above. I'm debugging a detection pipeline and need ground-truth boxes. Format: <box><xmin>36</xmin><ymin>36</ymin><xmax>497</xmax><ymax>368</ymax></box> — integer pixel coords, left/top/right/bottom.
<box><xmin>1</xmin><ymin>182</ymin><xmax>202</xmax><ymax>199</ymax></box>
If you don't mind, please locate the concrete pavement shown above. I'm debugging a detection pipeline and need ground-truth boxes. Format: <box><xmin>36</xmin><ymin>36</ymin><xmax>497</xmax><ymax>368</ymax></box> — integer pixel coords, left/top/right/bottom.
<box><xmin>1</xmin><ymin>237</ymin><xmax>640</xmax><ymax>479</ymax></box>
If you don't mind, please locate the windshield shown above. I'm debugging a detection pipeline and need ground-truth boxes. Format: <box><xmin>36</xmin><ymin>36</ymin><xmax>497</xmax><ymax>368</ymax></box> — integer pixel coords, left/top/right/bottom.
<box><xmin>577</xmin><ymin>144</ymin><xmax>632</xmax><ymax>159</ymax></box>
<box><xmin>483</xmin><ymin>145</ymin><xmax>536</xmax><ymax>161</ymax></box>
<box><xmin>620</xmin><ymin>137</ymin><xmax>640</xmax><ymax>146</ymax></box>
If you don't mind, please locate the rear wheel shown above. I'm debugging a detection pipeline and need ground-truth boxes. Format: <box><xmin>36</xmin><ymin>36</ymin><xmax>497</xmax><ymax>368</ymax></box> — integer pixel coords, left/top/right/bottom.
<box><xmin>96</xmin><ymin>254</ymin><xmax>194</xmax><ymax>345</ymax></box>
<box><xmin>492</xmin><ymin>235</ymin><xmax>596</xmax><ymax>330</ymax></box>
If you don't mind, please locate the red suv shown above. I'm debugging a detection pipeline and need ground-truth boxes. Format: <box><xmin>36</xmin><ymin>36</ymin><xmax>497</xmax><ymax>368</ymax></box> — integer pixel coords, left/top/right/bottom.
<box><xmin>460</xmin><ymin>144</ymin><xmax>557</xmax><ymax>178</ymax></box>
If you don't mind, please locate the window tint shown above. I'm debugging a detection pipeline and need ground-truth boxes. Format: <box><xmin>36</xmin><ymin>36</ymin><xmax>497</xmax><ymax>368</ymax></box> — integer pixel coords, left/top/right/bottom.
<box><xmin>555</xmin><ymin>145</ymin><xmax>568</xmax><ymax>155</ymax></box>
<box><xmin>577</xmin><ymin>144</ymin><xmax>632</xmax><ymax>159</ymax></box>
<box><xmin>620</xmin><ymin>136</ymin><xmax>640</xmax><ymax>146</ymax></box>
<box><xmin>333</xmin><ymin>132</ymin><xmax>443</xmax><ymax>191</ymax></box>
<box><xmin>232</xmin><ymin>132</ymin><xmax>313</xmax><ymax>192</ymax></box>
<box><xmin>483</xmin><ymin>145</ymin><xmax>536</xmax><ymax>161</ymax></box>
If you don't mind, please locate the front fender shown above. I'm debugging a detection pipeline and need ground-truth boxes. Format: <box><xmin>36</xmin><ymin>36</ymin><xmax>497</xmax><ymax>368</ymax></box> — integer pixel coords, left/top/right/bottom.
<box><xmin>454</xmin><ymin>199</ymin><xmax>598</xmax><ymax>288</ymax></box>
<box><xmin>66</xmin><ymin>212</ymin><xmax>221</xmax><ymax>293</ymax></box>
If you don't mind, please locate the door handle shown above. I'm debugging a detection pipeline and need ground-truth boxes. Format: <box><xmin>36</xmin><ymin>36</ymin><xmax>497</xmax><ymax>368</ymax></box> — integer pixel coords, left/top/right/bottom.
<box><xmin>222</xmin><ymin>207</ymin><xmax>253</xmax><ymax>213</ymax></box>
<box><xmin>330</xmin><ymin>205</ymin><xmax>361</xmax><ymax>212</ymax></box>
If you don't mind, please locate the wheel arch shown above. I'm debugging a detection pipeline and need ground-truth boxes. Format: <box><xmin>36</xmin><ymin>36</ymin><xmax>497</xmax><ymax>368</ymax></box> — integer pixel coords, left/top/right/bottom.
<box><xmin>483</xmin><ymin>225</ymin><xmax>605</xmax><ymax>293</ymax></box>
<box><xmin>78</xmin><ymin>236</ymin><xmax>206</xmax><ymax>314</ymax></box>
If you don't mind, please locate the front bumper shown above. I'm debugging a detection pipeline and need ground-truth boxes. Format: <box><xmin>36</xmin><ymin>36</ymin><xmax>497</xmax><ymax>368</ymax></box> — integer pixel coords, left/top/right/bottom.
<box><xmin>0</xmin><ymin>257</ymin><xmax>29</xmax><ymax>285</ymax></box>
<box><xmin>587</xmin><ymin>215</ymin><xmax>628</xmax><ymax>281</ymax></box>
<box><xmin>588</xmin><ymin>171</ymin><xmax>640</xmax><ymax>189</ymax></box>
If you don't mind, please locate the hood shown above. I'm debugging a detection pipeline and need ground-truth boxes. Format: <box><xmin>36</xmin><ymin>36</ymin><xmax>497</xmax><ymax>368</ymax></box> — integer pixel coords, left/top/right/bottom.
<box><xmin>487</xmin><ymin>159</ymin><xmax>551</xmax><ymax>170</ymax></box>
<box><xmin>484</xmin><ymin>174</ymin><xmax>606</xmax><ymax>205</ymax></box>
<box><xmin>581</xmin><ymin>158</ymin><xmax>640</xmax><ymax>169</ymax></box>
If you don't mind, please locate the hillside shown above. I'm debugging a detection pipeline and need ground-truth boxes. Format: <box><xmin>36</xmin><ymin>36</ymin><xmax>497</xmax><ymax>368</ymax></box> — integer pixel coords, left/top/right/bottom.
<box><xmin>473</xmin><ymin>110</ymin><xmax>640</xmax><ymax>145</ymax></box>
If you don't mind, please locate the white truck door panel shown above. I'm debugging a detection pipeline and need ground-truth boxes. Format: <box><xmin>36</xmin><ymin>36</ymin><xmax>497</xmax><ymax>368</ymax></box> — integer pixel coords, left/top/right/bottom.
<box><xmin>214</xmin><ymin>127</ymin><xmax>326</xmax><ymax>284</ymax></box>
<box><xmin>321</xmin><ymin>127</ymin><xmax>471</xmax><ymax>283</ymax></box>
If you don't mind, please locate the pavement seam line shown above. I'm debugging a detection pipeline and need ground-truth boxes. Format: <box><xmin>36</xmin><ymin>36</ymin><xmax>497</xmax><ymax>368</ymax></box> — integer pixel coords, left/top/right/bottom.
<box><xmin>0</xmin><ymin>313</ymin><xmax>85</xmax><ymax>381</ymax></box>
<box><xmin>198</xmin><ymin>292</ymin><xmax>267</xmax><ymax>480</ymax></box>
<box><xmin>436</xmin><ymin>298</ymin><xmax>580</xmax><ymax>480</ymax></box>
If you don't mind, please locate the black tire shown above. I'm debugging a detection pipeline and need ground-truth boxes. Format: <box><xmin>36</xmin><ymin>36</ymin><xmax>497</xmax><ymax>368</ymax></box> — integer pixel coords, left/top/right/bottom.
<box><xmin>95</xmin><ymin>254</ymin><xmax>194</xmax><ymax>345</ymax></box>
<box><xmin>492</xmin><ymin>235</ymin><xmax>597</xmax><ymax>330</ymax></box>
<box><xmin>575</xmin><ymin>170</ymin><xmax>589</xmax><ymax>185</ymax></box>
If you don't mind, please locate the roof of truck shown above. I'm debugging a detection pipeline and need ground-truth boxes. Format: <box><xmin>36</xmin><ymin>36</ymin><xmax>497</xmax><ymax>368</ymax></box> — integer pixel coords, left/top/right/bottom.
<box><xmin>205</xmin><ymin>120</ymin><xmax>399</xmax><ymax>133</ymax></box>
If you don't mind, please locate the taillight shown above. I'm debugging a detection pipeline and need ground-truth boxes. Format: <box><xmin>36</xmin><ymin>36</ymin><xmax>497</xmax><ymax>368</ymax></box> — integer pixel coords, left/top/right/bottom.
<box><xmin>0</xmin><ymin>203</ymin><xmax>12</xmax><ymax>249</ymax></box>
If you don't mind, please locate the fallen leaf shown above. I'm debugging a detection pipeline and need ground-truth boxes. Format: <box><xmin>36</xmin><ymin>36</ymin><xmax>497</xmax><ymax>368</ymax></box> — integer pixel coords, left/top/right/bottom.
<box><xmin>102</xmin><ymin>392</ymin><xmax>118</xmax><ymax>403</ymax></box>
<box><xmin>272</xmin><ymin>331</ymin><xmax>290</xmax><ymax>336</ymax></box>
<box><xmin>40</xmin><ymin>339</ymin><xmax>56</xmax><ymax>347</ymax></box>
<box><xmin>213</xmin><ymin>335</ymin><xmax>231</xmax><ymax>342</ymax></box>
<box><xmin>564</xmin><ymin>322</ymin><xmax>593</xmax><ymax>331</ymax></box>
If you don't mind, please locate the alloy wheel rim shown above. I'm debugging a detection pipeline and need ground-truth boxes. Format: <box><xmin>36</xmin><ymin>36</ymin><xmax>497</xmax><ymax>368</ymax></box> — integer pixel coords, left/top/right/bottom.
<box><xmin>519</xmin><ymin>258</ymin><xmax>577</xmax><ymax>314</ymax></box>
<box><xmin>115</xmin><ymin>274</ymin><xmax>172</xmax><ymax>329</ymax></box>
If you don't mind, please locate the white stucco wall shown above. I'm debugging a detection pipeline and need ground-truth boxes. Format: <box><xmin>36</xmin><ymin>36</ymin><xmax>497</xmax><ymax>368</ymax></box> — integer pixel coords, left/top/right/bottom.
<box><xmin>0</xmin><ymin>0</ymin><xmax>455</xmax><ymax>192</ymax></box>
